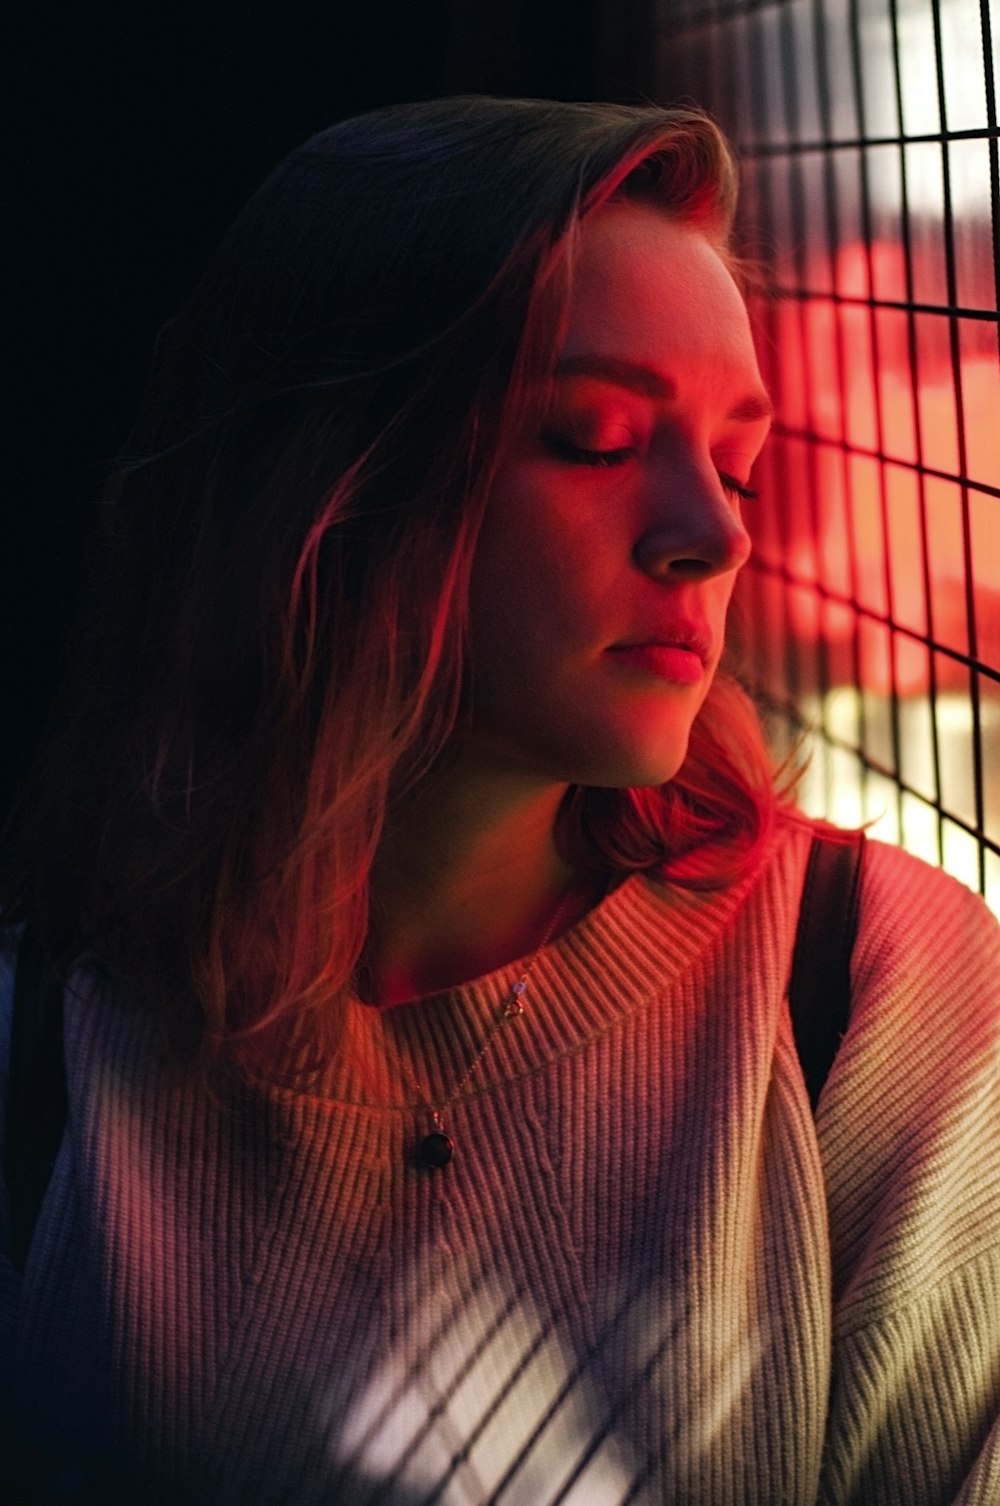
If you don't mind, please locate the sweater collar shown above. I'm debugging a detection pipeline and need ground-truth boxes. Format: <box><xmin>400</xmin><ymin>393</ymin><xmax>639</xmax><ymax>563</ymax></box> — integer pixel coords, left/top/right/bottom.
<box><xmin>329</xmin><ymin>858</ymin><xmax>763</xmax><ymax>1111</ymax></box>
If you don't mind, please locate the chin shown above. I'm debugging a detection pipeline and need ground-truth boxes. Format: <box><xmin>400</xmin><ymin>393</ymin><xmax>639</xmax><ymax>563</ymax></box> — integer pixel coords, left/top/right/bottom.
<box><xmin>587</xmin><ymin>752</ymin><xmax>690</xmax><ymax>791</ymax></box>
<box><xmin>555</xmin><ymin>725</ymin><xmax>695</xmax><ymax>791</ymax></box>
<box><xmin>463</xmin><ymin>700</ymin><xmax>698</xmax><ymax>791</ymax></box>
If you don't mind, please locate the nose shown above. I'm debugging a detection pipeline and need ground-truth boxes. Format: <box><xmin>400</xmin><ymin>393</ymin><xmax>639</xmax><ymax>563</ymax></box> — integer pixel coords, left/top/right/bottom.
<box><xmin>632</xmin><ymin>463</ymin><xmax>752</xmax><ymax>582</ymax></box>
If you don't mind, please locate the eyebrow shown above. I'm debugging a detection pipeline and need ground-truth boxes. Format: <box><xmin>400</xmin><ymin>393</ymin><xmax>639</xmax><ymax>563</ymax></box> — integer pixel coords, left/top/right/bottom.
<box><xmin>552</xmin><ymin>355</ymin><xmax>775</xmax><ymax>424</ymax></box>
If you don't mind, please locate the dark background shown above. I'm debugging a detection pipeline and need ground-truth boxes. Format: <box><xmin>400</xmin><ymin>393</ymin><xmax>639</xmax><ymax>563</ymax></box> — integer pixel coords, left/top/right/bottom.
<box><xmin>8</xmin><ymin>0</ymin><xmax>655</xmax><ymax>825</ymax></box>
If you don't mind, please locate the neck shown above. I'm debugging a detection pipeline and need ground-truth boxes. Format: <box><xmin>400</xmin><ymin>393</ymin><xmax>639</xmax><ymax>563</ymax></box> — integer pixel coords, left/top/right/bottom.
<box><xmin>359</xmin><ymin>753</ymin><xmax>599</xmax><ymax>1006</ymax></box>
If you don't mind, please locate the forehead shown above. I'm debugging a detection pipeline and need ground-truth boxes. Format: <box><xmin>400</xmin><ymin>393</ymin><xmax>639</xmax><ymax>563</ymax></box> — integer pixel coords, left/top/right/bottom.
<box><xmin>559</xmin><ymin>201</ymin><xmax>757</xmax><ymax>375</ymax></box>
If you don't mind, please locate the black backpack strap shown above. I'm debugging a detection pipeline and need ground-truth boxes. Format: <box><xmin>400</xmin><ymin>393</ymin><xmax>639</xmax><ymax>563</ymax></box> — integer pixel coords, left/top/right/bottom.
<box><xmin>3</xmin><ymin>923</ymin><xmax>68</xmax><ymax>1272</ymax></box>
<box><xmin>789</xmin><ymin>830</ymin><xmax>867</xmax><ymax>1112</ymax></box>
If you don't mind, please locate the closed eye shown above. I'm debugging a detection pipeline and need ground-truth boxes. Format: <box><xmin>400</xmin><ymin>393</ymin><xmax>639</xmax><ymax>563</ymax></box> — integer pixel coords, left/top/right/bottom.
<box><xmin>545</xmin><ymin>438</ymin><xmax>635</xmax><ymax>468</ymax></box>
<box><xmin>718</xmin><ymin>473</ymin><xmax>758</xmax><ymax>502</ymax></box>
<box><xmin>545</xmin><ymin>438</ymin><xmax>758</xmax><ymax>501</ymax></box>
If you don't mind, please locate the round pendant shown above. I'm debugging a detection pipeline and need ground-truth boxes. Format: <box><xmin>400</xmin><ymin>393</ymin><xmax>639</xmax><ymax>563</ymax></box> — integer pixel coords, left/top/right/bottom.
<box><xmin>417</xmin><ymin>1129</ymin><xmax>454</xmax><ymax>1170</ymax></box>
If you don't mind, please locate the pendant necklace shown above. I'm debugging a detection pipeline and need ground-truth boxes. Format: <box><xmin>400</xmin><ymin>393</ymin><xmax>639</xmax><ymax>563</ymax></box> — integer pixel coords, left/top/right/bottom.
<box><xmin>378</xmin><ymin>877</ymin><xmax>584</xmax><ymax>1171</ymax></box>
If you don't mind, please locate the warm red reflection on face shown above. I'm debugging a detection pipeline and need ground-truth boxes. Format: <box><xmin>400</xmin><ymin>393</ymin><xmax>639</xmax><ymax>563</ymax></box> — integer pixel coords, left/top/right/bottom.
<box><xmin>463</xmin><ymin>204</ymin><xmax>771</xmax><ymax>790</ymax></box>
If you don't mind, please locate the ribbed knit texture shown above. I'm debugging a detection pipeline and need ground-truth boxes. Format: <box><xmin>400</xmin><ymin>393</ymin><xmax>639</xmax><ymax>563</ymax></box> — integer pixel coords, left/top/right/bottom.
<box><xmin>2</xmin><ymin>822</ymin><xmax>998</xmax><ymax>1505</ymax></box>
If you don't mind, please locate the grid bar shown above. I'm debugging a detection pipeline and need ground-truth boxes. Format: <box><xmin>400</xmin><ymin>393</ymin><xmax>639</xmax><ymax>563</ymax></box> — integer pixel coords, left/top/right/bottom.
<box><xmin>743</xmin><ymin>127</ymin><xmax>999</xmax><ymax>153</ymax></box>
<box><xmin>651</xmin><ymin>0</ymin><xmax>1000</xmax><ymax>909</ymax></box>
<box><xmin>753</xmin><ymin>685</ymin><xmax>1000</xmax><ymax>860</ymax></box>
<box><xmin>769</xmin><ymin>423</ymin><xmax>1000</xmax><ymax>502</ymax></box>
<box><xmin>747</xmin><ymin>557</ymin><xmax>1000</xmax><ymax>688</ymax></box>
<box><xmin>770</xmin><ymin>290</ymin><xmax>998</xmax><ymax>325</ymax></box>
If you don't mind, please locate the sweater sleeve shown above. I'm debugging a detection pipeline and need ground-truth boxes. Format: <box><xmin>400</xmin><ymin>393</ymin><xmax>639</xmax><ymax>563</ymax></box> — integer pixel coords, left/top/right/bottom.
<box><xmin>815</xmin><ymin>842</ymin><xmax>1000</xmax><ymax>1506</ymax></box>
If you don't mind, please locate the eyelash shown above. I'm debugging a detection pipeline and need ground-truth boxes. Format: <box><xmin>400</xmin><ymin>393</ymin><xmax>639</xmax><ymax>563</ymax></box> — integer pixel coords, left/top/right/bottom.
<box><xmin>546</xmin><ymin>439</ymin><xmax>759</xmax><ymax>501</ymax></box>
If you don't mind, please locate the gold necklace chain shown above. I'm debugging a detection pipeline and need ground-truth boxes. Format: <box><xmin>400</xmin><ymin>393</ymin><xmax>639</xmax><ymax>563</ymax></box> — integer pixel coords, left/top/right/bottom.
<box><xmin>377</xmin><ymin>877</ymin><xmax>584</xmax><ymax>1171</ymax></box>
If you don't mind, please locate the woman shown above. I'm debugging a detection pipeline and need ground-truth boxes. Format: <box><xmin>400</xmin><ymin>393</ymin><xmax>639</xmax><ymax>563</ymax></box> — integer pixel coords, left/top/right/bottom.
<box><xmin>1</xmin><ymin>96</ymin><xmax>997</xmax><ymax>1505</ymax></box>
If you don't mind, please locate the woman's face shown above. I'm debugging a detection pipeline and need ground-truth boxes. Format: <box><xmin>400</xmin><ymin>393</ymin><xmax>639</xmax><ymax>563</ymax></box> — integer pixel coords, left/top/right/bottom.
<box><xmin>464</xmin><ymin>200</ymin><xmax>773</xmax><ymax>790</ymax></box>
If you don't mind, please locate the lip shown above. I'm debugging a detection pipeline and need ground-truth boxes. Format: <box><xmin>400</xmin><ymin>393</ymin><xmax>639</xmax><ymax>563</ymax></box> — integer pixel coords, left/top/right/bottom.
<box><xmin>610</xmin><ymin>625</ymin><xmax>713</xmax><ymax>664</ymax></box>
<box><xmin>606</xmin><ymin>626</ymin><xmax>713</xmax><ymax>686</ymax></box>
<box><xmin>607</xmin><ymin>643</ymin><xmax>706</xmax><ymax>685</ymax></box>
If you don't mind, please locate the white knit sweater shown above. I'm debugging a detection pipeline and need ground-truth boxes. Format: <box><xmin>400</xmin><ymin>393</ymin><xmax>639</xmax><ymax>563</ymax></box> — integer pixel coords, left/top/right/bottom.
<box><xmin>2</xmin><ymin>820</ymin><xmax>999</xmax><ymax>1505</ymax></box>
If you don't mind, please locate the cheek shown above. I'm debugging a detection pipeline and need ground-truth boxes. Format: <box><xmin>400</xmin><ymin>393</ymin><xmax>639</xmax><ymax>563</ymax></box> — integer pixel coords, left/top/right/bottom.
<box><xmin>711</xmin><ymin>569</ymin><xmax>741</xmax><ymax>635</ymax></box>
<box><xmin>471</xmin><ymin>475</ymin><xmax>609</xmax><ymax>647</ymax></box>
<box><xmin>464</xmin><ymin>468</ymin><xmax>742</xmax><ymax>786</ymax></box>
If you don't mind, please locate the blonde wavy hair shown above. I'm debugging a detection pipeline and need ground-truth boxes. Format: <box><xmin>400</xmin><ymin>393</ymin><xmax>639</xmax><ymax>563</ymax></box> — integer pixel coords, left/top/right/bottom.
<box><xmin>0</xmin><ymin>96</ymin><xmax>793</xmax><ymax>1078</ymax></box>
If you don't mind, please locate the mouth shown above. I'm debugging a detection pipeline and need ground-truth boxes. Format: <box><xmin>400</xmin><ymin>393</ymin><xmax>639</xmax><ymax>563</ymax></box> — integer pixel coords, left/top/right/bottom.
<box><xmin>606</xmin><ymin>629</ymin><xmax>713</xmax><ymax>686</ymax></box>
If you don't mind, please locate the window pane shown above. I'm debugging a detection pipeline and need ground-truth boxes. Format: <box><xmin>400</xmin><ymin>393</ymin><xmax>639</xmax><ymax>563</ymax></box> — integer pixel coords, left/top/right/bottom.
<box><xmin>772</xmin><ymin>297</ymin><xmax>811</xmax><ymax>430</ymax></box>
<box><xmin>885</xmin><ymin>464</ymin><xmax>928</xmax><ymax>638</ymax></box>
<box><xmin>949</xmin><ymin>138</ymin><xmax>997</xmax><ymax>311</ymax></box>
<box><xmin>789</xmin><ymin>0</ymin><xmax>823</xmax><ymax>139</ymax></box>
<box><xmin>969</xmin><ymin>488</ymin><xmax>1000</xmax><ymax>659</ymax></box>
<box><xmin>819</xmin><ymin>0</ymin><xmax>861</xmax><ymax>138</ymax></box>
<box><xmin>841</xmin><ymin>303</ymin><xmax>880</xmax><ymax>449</ymax></box>
<box><xmin>751</xmin><ymin>5</ymin><xmax>791</xmax><ymax>143</ymax></box>
<box><xmin>959</xmin><ymin>319</ymin><xmax>1000</xmax><ymax>490</ymax></box>
<box><xmin>924</xmin><ymin>477</ymin><xmax>971</xmax><ymax>657</ymax></box>
<box><xmin>897</xmin><ymin>667</ymin><xmax>938</xmax><ymax>799</ymax></box>
<box><xmin>901</xmin><ymin>788</ymin><xmax>941</xmax><ymax>865</ymax></box>
<box><xmin>981</xmin><ymin>675</ymin><xmax>1000</xmax><ymax>852</ymax></box>
<box><xmin>768</xmin><ymin>157</ymin><xmax>801</xmax><ymax>288</ymax></box>
<box><xmin>988</xmin><ymin>849</ymin><xmax>1000</xmax><ymax>921</ymax></box>
<box><xmin>937</xmin><ymin>680</ymin><xmax>979</xmax><ymax>827</ymax></box>
<box><xmin>803</xmin><ymin>297</ymin><xmax>843</xmax><ymax>438</ymax></box>
<box><xmin>816</xmin><ymin>445</ymin><xmax>853</xmax><ymax>598</ymax></box>
<box><xmin>940</xmin><ymin>0</ymin><xmax>989</xmax><ymax>131</ymax></box>
<box><xmin>833</xmin><ymin>149</ymin><xmax>869</xmax><ymax>298</ymax></box>
<box><xmin>860</xmin><ymin>619</ymin><xmax>897</xmax><ymax>756</ymax></box>
<box><xmin>904</xmin><ymin>143</ymin><xmax>948</xmax><ymax>305</ymax></box>
<box><xmin>730</xmin><ymin>12</ymin><xmax>758</xmax><ymax>139</ymax></box>
<box><xmin>857</xmin><ymin>0</ymin><xmax>902</xmax><ymax>137</ymax></box>
<box><xmin>848</xmin><ymin>453</ymin><xmax>890</xmax><ymax>616</ymax></box>
<box><xmin>915</xmin><ymin>312</ymin><xmax>959</xmax><ymax>475</ymax></box>
<box><xmin>862</xmin><ymin>767</ymin><xmax>900</xmax><ymax>839</ymax></box>
<box><xmin>942</xmin><ymin>816</ymin><xmax>982</xmax><ymax>893</ymax></box>
<box><xmin>895</xmin><ymin>0</ymin><xmax>942</xmax><ymax>137</ymax></box>
<box><xmin>875</xmin><ymin>307</ymin><xmax>918</xmax><ymax>462</ymax></box>
<box><xmin>799</xmin><ymin>153</ymin><xmax>834</xmax><ymax>292</ymax></box>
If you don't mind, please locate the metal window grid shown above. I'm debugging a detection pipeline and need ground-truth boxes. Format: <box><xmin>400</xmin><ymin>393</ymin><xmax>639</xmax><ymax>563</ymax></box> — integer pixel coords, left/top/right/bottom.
<box><xmin>649</xmin><ymin>0</ymin><xmax>1000</xmax><ymax>913</ymax></box>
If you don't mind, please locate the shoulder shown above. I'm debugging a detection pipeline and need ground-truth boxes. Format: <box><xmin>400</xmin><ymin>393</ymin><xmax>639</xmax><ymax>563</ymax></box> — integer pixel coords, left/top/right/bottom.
<box><xmin>819</xmin><ymin>843</ymin><xmax>1000</xmax><ymax>1315</ymax></box>
<box><xmin>834</xmin><ymin>837</ymin><xmax>1000</xmax><ymax>1104</ymax></box>
<box><xmin>851</xmin><ymin>839</ymin><xmax>999</xmax><ymax>1035</ymax></box>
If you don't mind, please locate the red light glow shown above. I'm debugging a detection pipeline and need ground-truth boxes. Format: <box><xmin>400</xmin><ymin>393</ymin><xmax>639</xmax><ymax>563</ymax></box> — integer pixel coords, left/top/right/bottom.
<box><xmin>748</xmin><ymin>242</ymin><xmax>1000</xmax><ymax>700</ymax></box>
